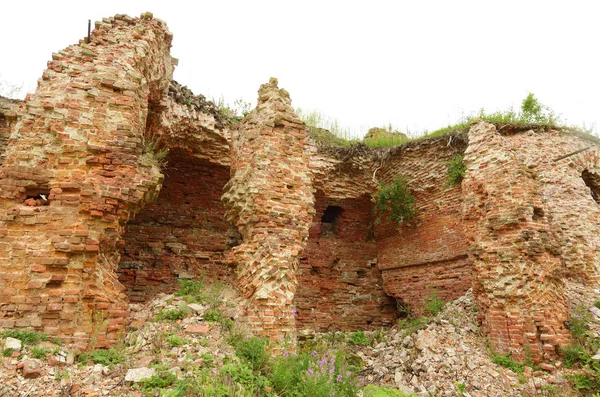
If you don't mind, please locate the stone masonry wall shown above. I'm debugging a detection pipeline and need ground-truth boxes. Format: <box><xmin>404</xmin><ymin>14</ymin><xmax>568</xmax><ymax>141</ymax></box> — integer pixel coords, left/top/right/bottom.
<box><xmin>222</xmin><ymin>78</ymin><xmax>315</xmax><ymax>344</ymax></box>
<box><xmin>295</xmin><ymin>190</ymin><xmax>397</xmax><ymax>332</ymax></box>
<box><xmin>0</xmin><ymin>97</ymin><xmax>19</xmax><ymax>166</ymax></box>
<box><xmin>0</xmin><ymin>13</ymin><xmax>174</xmax><ymax>348</ymax></box>
<box><xmin>374</xmin><ymin>138</ymin><xmax>472</xmax><ymax>315</ymax></box>
<box><xmin>462</xmin><ymin>122</ymin><xmax>571</xmax><ymax>362</ymax></box>
<box><xmin>118</xmin><ymin>149</ymin><xmax>231</xmax><ymax>301</ymax></box>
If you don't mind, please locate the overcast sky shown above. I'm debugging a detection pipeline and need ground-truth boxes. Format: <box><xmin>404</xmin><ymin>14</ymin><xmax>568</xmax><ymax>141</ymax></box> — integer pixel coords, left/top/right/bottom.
<box><xmin>1</xmin><ymin>1</ymin><xmax>598</xmax><ymax>138</ymax></box>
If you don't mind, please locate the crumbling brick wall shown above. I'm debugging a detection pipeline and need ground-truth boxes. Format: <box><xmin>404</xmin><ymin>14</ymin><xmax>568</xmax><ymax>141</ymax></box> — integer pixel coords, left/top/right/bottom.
<box><xmin>222</xmin><ymin>78</ymin><xmax>315</xmax><ymax>343</ymax></box>
<box><xmin>374</xmin><ymin>139</ymin><xmax>472</xmax><ymax>315</ymax></box>
<box><xmin>118</xmin><ymin>150</ymin><xmax>232</xmax><ymax>301</ymax></box>
<box><xmin>0</xmin><ymin>13</ymin><xmax>174</xmax><ymax>348</ymax></box>
<box><xmin>0</xmin><ymin>97</ymin><xmax>19</xmax><ymax>166</ymax></box>
<box><xmin>295</xmin><ymin>190</ymin><xmax>397</xmax><ymax>331</ymax></box>
<box><xmin>462</xmin><ymin>122</ymin><xmax>571</xmax><ymax>362</ymax></box>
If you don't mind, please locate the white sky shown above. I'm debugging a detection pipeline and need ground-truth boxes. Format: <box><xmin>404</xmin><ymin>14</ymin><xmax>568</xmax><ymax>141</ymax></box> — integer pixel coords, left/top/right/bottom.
<box><xmin>1</xmin><ymin>0</ymin><xmax>598</xmax><ymax>138</ymax></box>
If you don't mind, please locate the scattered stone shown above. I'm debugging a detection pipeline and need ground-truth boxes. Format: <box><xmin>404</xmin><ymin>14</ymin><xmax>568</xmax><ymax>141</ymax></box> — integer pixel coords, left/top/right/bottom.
<box><xmin>3</xmin><ymin>337</ymin><xmax>21</xmax><ymax>352</ymax></box>
<box><xmin>22</xmin><ymin>360</ymin><xmax>41</xmax><ymax>379</ymax></box>
<box><xmin>187</xmin><ymin>303</ymin><xmax>206</xmax><ymax>314</ymax></box>
<box><xmin>185</xmin><ymin>324</ymin><xmax>210</xmax><ymax>334</ymax></box>
<box><xmin>125</xmin><ymin>367</ymin><xmax>156</xmax><ymax>383</ymax></box>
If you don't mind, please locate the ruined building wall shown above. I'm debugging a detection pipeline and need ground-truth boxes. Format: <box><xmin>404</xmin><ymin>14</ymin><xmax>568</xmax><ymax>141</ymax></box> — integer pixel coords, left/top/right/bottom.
<box><xmin>118</xmin><ymin>150</ymin><xmax>231</xmax><ymax>302</ymax></box>
<box><xmin>0</xmin><ymin>14</ymin><xmax>174</xmax><ymax>347</ymax></box>
<box><xmin>504</xmin><ymin>129</ymin><xmax>600</xmax><ymax>283</ymax></box>
<box><xmin>222</xmin><ymin>78</ymin><xmax>315</xmax><ymax>343</ymax></box>
<box><xmin>118</xmin><ymin>84</ymin><xmax>233</xmax><ymax>302</ymax></box>
<box><xmin>462</xmin><ymin>122</ymin><xmax>571</xmax><ymax>362</ymax></box>
<box><xmin>0</xmin><ymin>97</ymin><xmax>19</xmax><ymax>166</ymax></box>
<box><xmin>374</xmin><ymin>139</ymin><xmax>472</xmax><ymax>314</ymax></box>
<box><xmin>295</xmin><ymin>190</ymin><xmax>397</xmax><ymax>331</ymax></box>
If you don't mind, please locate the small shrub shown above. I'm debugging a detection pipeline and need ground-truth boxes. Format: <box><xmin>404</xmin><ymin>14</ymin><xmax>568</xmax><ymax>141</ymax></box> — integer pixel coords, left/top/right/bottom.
<box><xmin>140</xmin><ymin>370</ymin><xmax>177</xmax><ymax>391</ymax></box>
<box><xmin>220</xmin><ymin>362</ymin><xmax>271</xmax><ymax>394</ymax></box>
<box><xmin>423</xmin><ymin>290</ymin><xmax>445</xmax><ymax>316</ymax></box>
<box><xmin>154</xmin><ymin>306</ymin><xmax>189</xmax><ymax>322</ymax></box>
<box><xmin>372</xmin><ymin>176</ymin><xmax>416</xmax><ymax>225</ymax></box>
<box><xmin>446</xmin><ymin>154</ymin><xmax>466</xmax><ymax>186</ymax></box>
<box><xmin>1</xmin><ymin>329</ymin><xmax>48</xmax><ymax>345</ymax></box>
<box><xmin>204</xmin><ymin>309</ymin><xmax>222</xmax><ymax>322</ymax></box>
<box><xmin>31</xmin><ymin>347</ymin><xmax>51</xmax><ymax>360</ymax></box>
<box><xmin>233</xmin><ymin>337</ymin><xmax>270</xmax><ymax>372</ymax></box>
<box><xmin>348</xmin><ymin>331</ymin><xmax>370</xmax><ymax>346</ymax></box>
<box><xmin>175</xmin><ymin>279</ymin><xmax>204</xmax><ymax>299</ymax></box>
<box><xmin>78</xmin><ymin>347</ymin><xmax>126</xmax><ymax>367</ymax></box>
<box><xmin>562</xmin><ymin>342</ymin><xmax>588</xmax><ymax>368</ymax></box>
<box><xmin>167</xmin><ymin>335</ymin><xmax>189</xmax><ymax>348</ymax></box>
<box><xmin>455</xmin><ymin>382</ymin><xmax>467</xmax><ymax>396</ymax></box>
<box><xmin>568</xmin><ymin>304</ymin><xmax>593</xmax><ymax>341</ymax></box>
<box><xmin>489</xmin><ymin>350</ymin><xmax>524</xmax><ymax>374</ymax></box>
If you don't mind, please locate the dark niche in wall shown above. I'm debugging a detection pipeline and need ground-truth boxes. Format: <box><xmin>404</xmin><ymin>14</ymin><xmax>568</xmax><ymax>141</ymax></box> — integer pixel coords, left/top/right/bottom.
<box><xmin>321</xmin><ymin>206</ymin><xmax>343</xmax><ymax>236</ymax></box>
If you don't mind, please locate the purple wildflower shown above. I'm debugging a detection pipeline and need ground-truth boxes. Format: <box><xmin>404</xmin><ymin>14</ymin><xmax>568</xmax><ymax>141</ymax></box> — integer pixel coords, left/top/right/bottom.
<box><xmin>311</xmin><ymin>350</ymin><xmax>317</xmax><ymax>357</ymax></box>
<box><xmin>283</xmin><ymin>351</ymin><xmax>289</xmax><ymax>357</ymax></box>
<box><xmin>307</xmin><ymin>368</ymin><xmax>314</xmax><ymax>376</ymax></box>
<box><xmin>337</xmin><ymin>374</ymin><xmax>343</xmax><ymax>383</ymax></box>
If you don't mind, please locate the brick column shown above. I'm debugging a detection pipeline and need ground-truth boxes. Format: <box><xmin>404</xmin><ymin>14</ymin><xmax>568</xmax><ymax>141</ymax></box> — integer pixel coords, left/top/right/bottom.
<box><xmin>462</xmin><ymin>122</ymin><xmax>571</xmax><ymax>362</ymax></box>
<box><xmin>0</xmin><ymin>13</ymin><xmax>174</xmax><ymax>348</ymax></box>
<box><xmin>222</xmin><ymin>78</ymin><xmax>315</xmax><ymax>345</ymax></box>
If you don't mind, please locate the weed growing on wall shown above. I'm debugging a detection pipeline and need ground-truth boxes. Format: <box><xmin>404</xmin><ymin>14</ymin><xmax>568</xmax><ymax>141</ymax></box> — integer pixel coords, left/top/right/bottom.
<box><xmin>446</xmin><ymin>154</ymin><xmax>466</xmax><ymax>187</ymax></box>
<box><xmin>423</xmin><ymin>290</ymin><xmax>445</xmax><ymax>316</ymax></box>
<box><xmin>372</xmin><ymin>176</ymin><xmax>416</xmax><ymax>225</ymax></box>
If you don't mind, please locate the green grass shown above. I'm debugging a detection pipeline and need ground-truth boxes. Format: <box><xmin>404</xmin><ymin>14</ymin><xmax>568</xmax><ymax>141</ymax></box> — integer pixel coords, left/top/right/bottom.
<box><xmin>78</xmin><ymin>347</ymin><xmax>126</xmax><ymax>367</ymax></box>
<box><xmin>423</xmin><ymin>290</ymin><xmax>445</xmax><ymax>316</ymax></box>
<box><xmin>167</xmin><ymin>335</ymin><xmax>189</xmax><ymax>348</ymax></box>
<box><xmin>1</xmin><ymin>329</ymin><xmax>48</xmax><ymax>345</ymax></box>
<box><xmin>31</xmin><ymin>347</ymin><xmax>51</xmax><ymax>360</ymax></box>
<box><xmin>372</xmin><ymin>176</ymin><xmax>416</xmax><ymax>225</ymax></box>
<box><xmin>154</xmin><ymin>306</ymin><xmax>190</xmax><ymax>322</ymax></box>
<box><xmin>446</xmin><ymin>154</ymin><xmax>466</xmax><ymax>187</ymax></box>
<box><xmin>364</xmin><ymin>384</ymin><xmax>415</xmax><ymax>397</ymax></box>
<box><xmin>348</xmin><ymin>331</ymin><xmax>370</xmax><ymax>346</ymax></box>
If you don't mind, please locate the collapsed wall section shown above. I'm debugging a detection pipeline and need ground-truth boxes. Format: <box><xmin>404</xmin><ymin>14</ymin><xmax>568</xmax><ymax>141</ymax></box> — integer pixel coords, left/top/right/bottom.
<box><xmin>0</xmin><ymin>13</ymin><xmax>174</xmax><ymax>347</ymax></box>
<box><xmin>374</xmin><ymin>138</ymin><xmax>472</xmax><ymax>314</ymax></box>
<box><xmin>462</xmin><ymin>122</ymin><xmax>571</xmax><ymax>362</ymax></box>
<box><xmin>222</xmin><ymin>78</ymin><xmax>315</xmax><ymax>343</ymax></box>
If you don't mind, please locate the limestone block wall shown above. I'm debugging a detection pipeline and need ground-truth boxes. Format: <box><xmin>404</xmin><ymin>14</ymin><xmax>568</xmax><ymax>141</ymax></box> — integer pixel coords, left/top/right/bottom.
<box><xmin>222</xmin><ymin>78</ymin><xmax>315</xmax><ymax>343</ymax></box>
<box><xmin>462</xmin><ymin>122</ymin><xmax>571</xmax><ymax>362</ymax></box>
<box><xmin>295</xmin><ymin>190</ymin><xmax>397</xmax><ymax>331</ymax></box>
<box><xmin>373</xmin><ymin>138</ymin><xmax>472</xmax><ymax>314</ymax></box>
<box><xmin>0</xmin><ymin>14</ymin><xmax>174</xmax><ymax>347</ymax></box>
<box><xmin>118</xmin><ymin>149</ymin><xmax>231</xmax><ymax>301</ymax></box>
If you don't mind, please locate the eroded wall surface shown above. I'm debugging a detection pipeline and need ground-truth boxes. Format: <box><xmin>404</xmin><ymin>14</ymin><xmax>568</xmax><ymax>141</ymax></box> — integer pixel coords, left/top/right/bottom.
<box><xmin>374</xmin><ymin>138</ymin><xmax>472</xmax><ymax>314</ymax></box>
<box><xmin>462</xmin><ymin>122</ymin><xmax>571</xmax><ymax>361</ymax></box>
<box><xmin>222</xmin><ymin>78</ymin><xmax>315</xmax><ymax>343</ymax></box>
<box><xmin>0</xmin><ymin>14</ymin><xmax>173</xmax><ymax>347</ymax></box>
<box><xmin>118</xmin><ymin>149</ymin><xmax>231</xmax><ymax>301</ymax></box>
<box><xmin>295</xmin><ymin>191</ymin><xmax>397</xmax><ymax>331</ymax></box>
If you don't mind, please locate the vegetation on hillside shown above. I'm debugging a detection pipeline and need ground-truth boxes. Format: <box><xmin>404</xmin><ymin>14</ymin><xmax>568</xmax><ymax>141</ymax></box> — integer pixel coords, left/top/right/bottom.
<box><xmin>300</xmin><ymin>93</ymin><xmax>595</xmax><ymax>150</ymax></box>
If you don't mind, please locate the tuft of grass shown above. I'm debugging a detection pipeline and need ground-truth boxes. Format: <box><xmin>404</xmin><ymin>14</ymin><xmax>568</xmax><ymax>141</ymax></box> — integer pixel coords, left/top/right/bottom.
<box><xmin>1</xmin><ymin>329</ymin><xmax>48</xmax><ymax>345</ymax></box>
<box><xmin>31</xmin><ymin>347</ymin><xmax>51</xmax><ymax>360</ymax></box>
<box><xmin>364</xmin><ymin>384</ymin><xmax>415</xmax><ymax>396</ymax></box>
<box><xmin>423</xmin><ymin>289</ymin><xmax>445</xmax><ymax>316</ymax></box>
<box><xmin>348</xmin><ymin>331</ymin><xmax>370</xmax><ymax>346</ymax></box>
<box><xmin>139</xmin><ymin>370</ymin><xmax>177</xmax><ymax>391</ymax></box>
<box><xmin>397</xmin><ymin>317</ymin><xmax>432</xmax><ymax>337</ymax></box>
<box><xmin>232</xmin><ymin>337</ymin><xmax>270</xmax><ymax>373</ymax></box>
<box><xmin>166</xmin><ymin>335</ymin><xmax>189</xmax><ymax>348</ymax></box>
<box><xmin>154</xmin><ymin>306</ymin><xmax>190</xmax><ymax>322</ymax></box>
<box><xmin>78</xmin><ymin>347</ymin><xmax>126</xmax><ymax>367</ymax></box>
<box><xmin>489</xmin><ymin>350</ymin><xmax>525</xmax><ymax>374</ymax></box>
<box><xmin>2</xmin><ymin>348</ymin><xmax>14</xmax><ymax>357</ymax></box>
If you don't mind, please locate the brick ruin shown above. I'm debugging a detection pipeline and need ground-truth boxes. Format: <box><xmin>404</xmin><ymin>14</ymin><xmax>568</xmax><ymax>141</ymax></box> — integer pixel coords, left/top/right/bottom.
<box><xmin>1</xmin><ymin>13</ymin><xmax>600</xmax><ymax>362</ymax></box>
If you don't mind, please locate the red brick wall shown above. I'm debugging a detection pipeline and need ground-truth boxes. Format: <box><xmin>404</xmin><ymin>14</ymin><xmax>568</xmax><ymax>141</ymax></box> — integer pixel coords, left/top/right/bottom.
<box><xmin>118</xmin><ymin>149</ymin><xmax>231</xmax><ymax>301</ymax></box>
<box><xmin>374</xmin><ymin>140</ymin><xmax>472</xmax><ymax>314</ymax></box>
<box><xmin>295</xmin><ymin>191</ymin><xmax>397</xmax><ymax>331</ymax></box>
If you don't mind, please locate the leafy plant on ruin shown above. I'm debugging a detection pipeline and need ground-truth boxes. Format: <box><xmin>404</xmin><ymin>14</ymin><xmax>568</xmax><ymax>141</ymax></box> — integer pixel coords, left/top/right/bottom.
<box><xmin>372</xmin><ymin>176</ymin><xmax>416</xmax><ymax>225</ymax></box>
<box><xmin>142</xmin><ymin>132</ymin><xmax>169</xmax><ymax>169</ymax></box>
<box><xmin>423</xmin><ymin>289</ymin><xmax>445</xmax><ymax>316</ymax></box>
<box><xmin>348</xmin><ymin>331</ymin><xmax>370</xmax><ymax>346</ymax></box>
<box><xmin>560</xmin><ymin>304</ymin><xmax>600</xmax><ymax>393</ymax></box>
<box><xmin>445</xmin><ymin>154</ymin><xmax>466</xmax><ymax>187</ymax></box>
<box><xmin>0</xmin><ymin>329</ymin><xmax>48</xmax><ymax>345</ymax></box>
<box><xmin>214</xmin><ymin>96</ymin><xmax>253</xmax><ymax>123</ymax></box>
<box><xmin>78</xmin><ymin>347</ymin><xmax>126</xmax><ymax>367</ymax></box>
<box><xmin>364</xmin><ymin>385</ymin><xmax>415</xmax><ymax>397</ymax></box>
